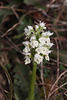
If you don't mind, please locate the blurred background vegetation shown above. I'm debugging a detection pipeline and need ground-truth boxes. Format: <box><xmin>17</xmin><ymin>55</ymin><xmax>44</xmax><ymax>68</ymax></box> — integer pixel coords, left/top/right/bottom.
<box><xmin>0</xmin><ymin>0</ymin><xmax>67</xmax><ymax>100</ymax></box>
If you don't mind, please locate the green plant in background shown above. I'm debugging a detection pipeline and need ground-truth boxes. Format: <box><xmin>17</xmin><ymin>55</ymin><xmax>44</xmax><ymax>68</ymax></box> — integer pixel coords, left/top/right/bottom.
<box><xmin>0</xmin><ymin>64</ymin><xmax>13</xmax><ymax>100</ymax></box>
<box><xmin>23</xmin><ymin>21</ymin><xmax>54</xmax><ymax>100</ymax></box>
<box><xmin>43</xmin><ymin>68</ymin><xmax>49</xmax><ymax>78</ymax></box>
<box><xmin>59</xmin><ymin>64</ymin><xmax>64</xmax><ymax>72</ymax></box>
<box><xmin>14</xmin><ymin>64</ymin><xmax>30</xmax><ymax>100</ymax></box>
<box><xmin>55</xmin><ymin>95</ymin><xmax>64</xmax><ymax>100</ymax></box>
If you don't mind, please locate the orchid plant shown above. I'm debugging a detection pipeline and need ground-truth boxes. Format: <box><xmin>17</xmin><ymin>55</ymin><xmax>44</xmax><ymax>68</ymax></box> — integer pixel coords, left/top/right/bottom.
<box><xmin>23</xmin><ymin>21</ymin><xmax>54</xmax><ymax>100</ymax></box>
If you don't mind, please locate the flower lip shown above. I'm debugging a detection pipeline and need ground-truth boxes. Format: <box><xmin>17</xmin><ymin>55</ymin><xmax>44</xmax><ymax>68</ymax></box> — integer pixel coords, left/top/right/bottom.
<box><xmin>23</xmin><ymin>41</ymin><xmax>29</xmax><ymax>46</ymax></box>
<box><xmin>42</xmin><ymin>31</ymin><xmax>53</xmax><ymax>36</ymax></box>
<box><xmin>34</xmin><ymin>54</ymin><xmax>43</xmax><ymax>64</ymax></box>
<box><xmin>45</xmin><ymin>55</ymin><xmax>49</xmax><ymax>61</ymax></box>
<box><xmin>24</xmin><ymin>56</ymin><xmax>31</xmax><ymax>65</ymax></box>
<box><xmin>30</xmin><ymin>35</ymin><xmax>36</xmax><ymax>41</ymax></box>
<box><xmin>30</xmin><ymin>40</ymin><xmax>39</xmax><ymax>48</ymax></box>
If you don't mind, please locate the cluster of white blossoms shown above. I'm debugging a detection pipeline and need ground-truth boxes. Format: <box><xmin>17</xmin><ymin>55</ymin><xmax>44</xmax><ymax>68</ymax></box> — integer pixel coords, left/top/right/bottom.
<box><xmin>23</xmin><ymin>22</ymin><xmax>54</xmax><ymax>65</ymax></box>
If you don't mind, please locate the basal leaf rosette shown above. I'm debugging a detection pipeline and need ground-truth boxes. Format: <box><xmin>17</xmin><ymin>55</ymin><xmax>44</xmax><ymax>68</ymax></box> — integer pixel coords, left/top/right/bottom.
<box><xmin>23</xmin><ymin>22</ymin><xmax>54</xmax><ymax>65</ymax></box>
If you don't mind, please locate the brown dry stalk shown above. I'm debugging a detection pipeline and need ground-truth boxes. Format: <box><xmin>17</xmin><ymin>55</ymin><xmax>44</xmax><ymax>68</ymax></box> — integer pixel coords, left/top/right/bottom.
<box><xmin>47</xmin><ymin>70</ymin><xmax>67</xmax><ymax>100</ymax></box>
<box><xmin>41</xmin><ymin>62</ymin><xmax>47</xmax><ymax>100</ymax></box>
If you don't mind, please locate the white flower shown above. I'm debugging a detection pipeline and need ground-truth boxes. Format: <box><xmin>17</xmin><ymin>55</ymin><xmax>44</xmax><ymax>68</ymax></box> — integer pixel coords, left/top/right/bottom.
<box><xmin>48</xmin><ymin>50</ymin><xmax>52</xmax><ymax>54</ymax></box>
<box><xmin>24</xmin><ymin>26</ymin><xmax>33</xmax><ymax>36</ymax></box>
<box><xmin>36</xmin><ymin>46</ymin><xmax>52</xmax><ymax>56</ymax></box>
<box><xmin>24</xmin><ymin>27</ymin><xmax>30</xmax><ymax>36</ymax></box>
<box><xmin>23</xmin><ymin>41</ymin><xmax>29</xmax><ymax>46</ymax></box>
<box><xmin>43</xmin><ymin>27</ymin><xmax>46</xmax><ymax>29</ymax></box>
<box><xmin>39</xmin><ymin>37</ymin><xmax>54</xmax><ymax>48</ymax></box>
<box><xmin>49</xmin><ymin>43</ymin><xmax>54</xmax><ymax>48</ymax></box>
<box><xmin>41</xmin><ymin>47</ymin><xmax>49</xmax><ymax>55</ymax></box>
<box><xmin>44</xmin><ymin>37</ymin><xmax>50</xmax><ymax>45</ymax></box>
<box><xmin>42</xmin><ymin>48</ymin><xmax>52</xmax><ymax>55</ymax></box>
<box><xmin>39</xmin><ymin>22</ymin><xmax>46</xmax><ymax>29</ymax></box>
<box><xmin>35</xmin><ymin>46</ymin><xmax>47</xmax><ymax>55</ymax></box>
<box><xmin>35</xmin><ymin>25</ymin><xmax>39</xmax><ymax>30</ymax></box>
<box><xmin>43</xmin><ymin>38</ymin><xmax>54</xmax><ymax>47</ymax></box>
<box><xmin>28</xmin><ymin>26</ymin><xmax>33</xmax><ymax>30</ymax></box>
<box><xmin>23</xmin><ymin>21</ymin><xmax>54</xmax><ymax>65</ymax></box>
<box><xmin>35</xmin><ymin>47</ymin><xmax>42</xmax><ymax>54</ymax></box>
<box><xmin>34</xmin><ymin>54</ymin><xmax>43</xmax><ymax>64</ymax></box>
<box><xmin>39</xmin><ymin>22</ymin><xmax>45</xmax><ymax>27</ymax></box>
<box><xmin>39</xmin><ymin>37</ymin><xmax>46</xmax><ymax>45</ymax></box>
<box><xmin>39</xmin><ymin>37</ymin><xmax>50</xmax><ymax>46</ymax></box>
<box><xmin>30</xmin><ymin>35</ymin><xmax>36</xmax><ymax>41</ymax></box>
<box><xmin>24</xmin><ymin>27</ymin><xmax>28</xmax><ymax>33</ymax></box>
<box><xmin>45</xmin><ymin>55</ymin><xmax>49</xmax><ymax>61</ymax></box>
<box><xmin>23</xmin><ymin>46</ymin><xmax>30</xmax><ymax>53</ymax></box>
<box><xmin>42</xmin><ymin>31</ymin><xmax>53</xmax><ymax>37</ymax></box>
<box><xmin>24</xmin><ymin>56</ymin><xmax>31</xmax><ymax>64</ymax></box>
<box><xmin>30</xmin><ymin>40</ymin><xmax>39</xmax><ymax>48</ymax></box>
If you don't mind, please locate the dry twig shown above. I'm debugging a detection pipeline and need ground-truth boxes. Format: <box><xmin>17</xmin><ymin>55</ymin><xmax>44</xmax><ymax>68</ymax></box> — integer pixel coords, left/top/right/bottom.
<box><xmin>47</xmin><ymin>70</ymin><xmax>67</xmax><ymax>100</ymax></box>
<box><xmin>41</xmin><ymin>62</ymin><xmax>47</xmax><ymax>100</ymax></box>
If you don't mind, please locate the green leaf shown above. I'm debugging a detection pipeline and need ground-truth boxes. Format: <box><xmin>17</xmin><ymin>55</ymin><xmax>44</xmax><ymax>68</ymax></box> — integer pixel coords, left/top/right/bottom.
<box><xmin>24</xmin><ymin>0</ymin><xmax>37</xmax><ymax>5</ymax></box>
<box><xmin>6</xmin><ymin>64</ymin><xmax>12</xmax><ymax>69</ymax></box>
<box><xmin>13</xmin><ymin>32</ymin><xmax>24</xmax><ymax>39</ymax></box>
<box><xmin>0</xmin><ymin>9</ymin><xmax>13</xmax><ymax>23</ymax></box>
<box><xmin>14</xmin><ymin>63</ymin><xmax>30</xmax><ymax>100</ymax></box>
<box><xmin>60</xmin><ymin>64</ymin><xmax>64</xmax><ymax>72</ymax></box>
<box><xmin>43</xmin><ymin>68</ymin><xmax>49</xmax><ymax>78</ymax></box>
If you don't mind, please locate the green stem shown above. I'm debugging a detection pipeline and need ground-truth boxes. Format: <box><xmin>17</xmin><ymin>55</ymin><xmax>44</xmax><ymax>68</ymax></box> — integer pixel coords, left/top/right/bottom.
<box><xmin>28</xmin><ymin>62</ymin><xmax>37</xmax><ymax>100</ymax></box>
